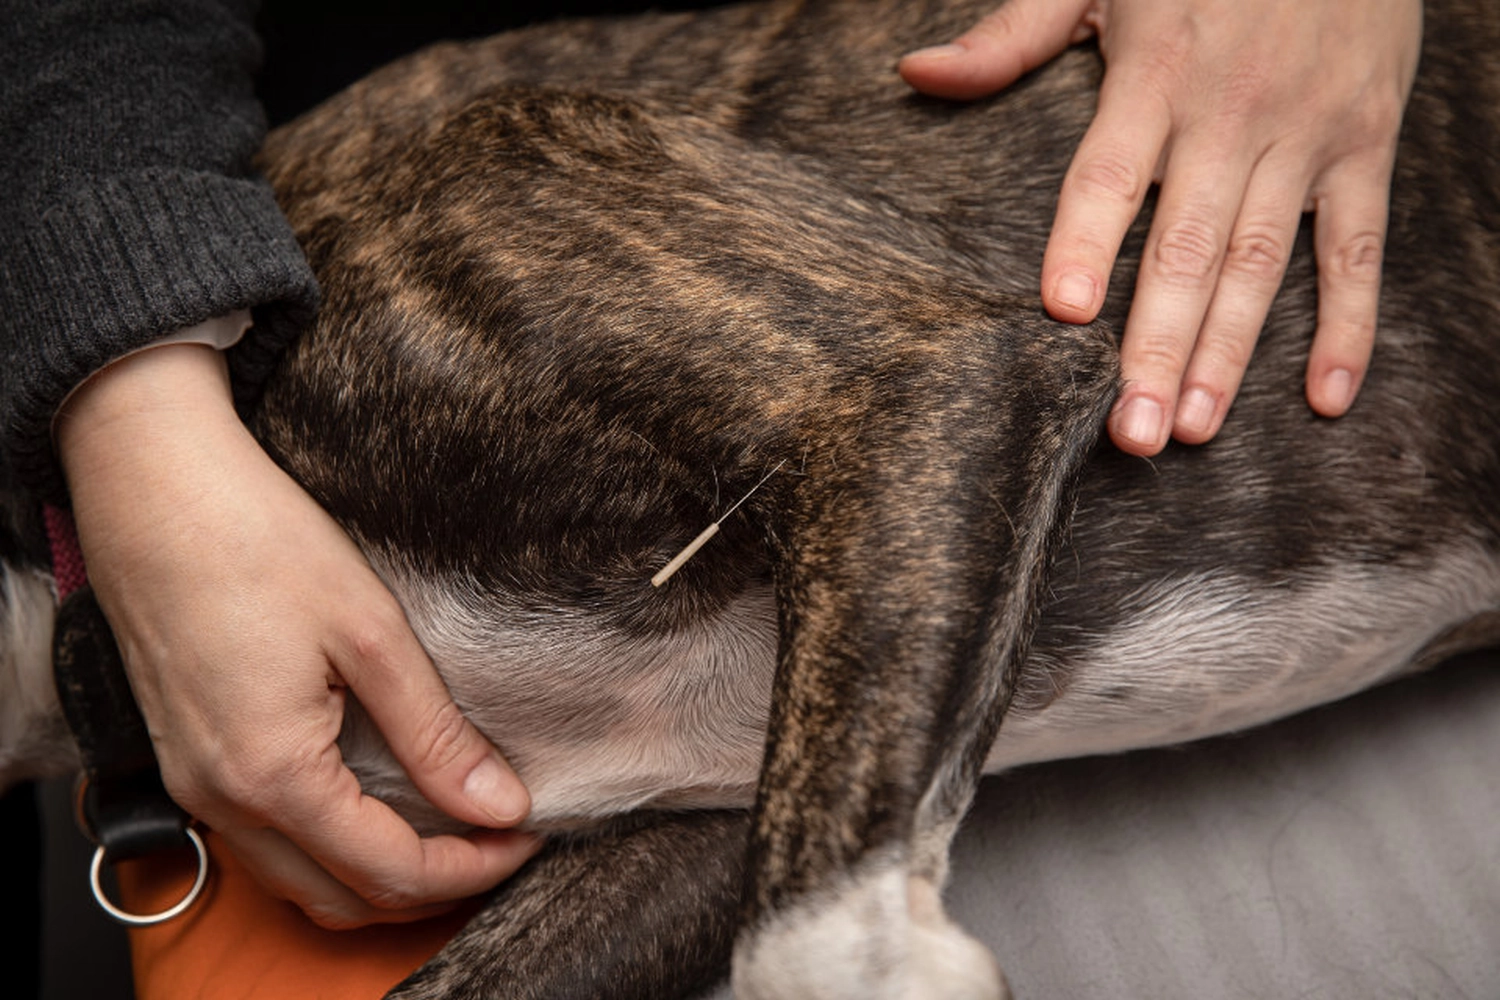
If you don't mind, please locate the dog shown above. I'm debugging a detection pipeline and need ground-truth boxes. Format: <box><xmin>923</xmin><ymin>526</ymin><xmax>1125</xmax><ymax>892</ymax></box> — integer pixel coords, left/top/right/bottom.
<box><xmin>3</xmin><ymin>0</ymin><xmax>1498</xmax><ymax>997</ymax></box>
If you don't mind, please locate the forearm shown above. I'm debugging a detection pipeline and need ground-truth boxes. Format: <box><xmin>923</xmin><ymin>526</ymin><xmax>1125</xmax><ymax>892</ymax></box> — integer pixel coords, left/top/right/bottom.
<box><xmin>0</xmin><ymin>0</ymin><xmax>318</xmax><ymax>498</ymax></box>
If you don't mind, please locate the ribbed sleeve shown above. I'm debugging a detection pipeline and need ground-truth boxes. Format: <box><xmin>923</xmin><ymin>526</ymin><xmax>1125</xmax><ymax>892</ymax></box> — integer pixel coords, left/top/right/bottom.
<box><xmin>0</xmin><ymin>0</ymin><xmax>319</xmax><ymax>499</ymax></box>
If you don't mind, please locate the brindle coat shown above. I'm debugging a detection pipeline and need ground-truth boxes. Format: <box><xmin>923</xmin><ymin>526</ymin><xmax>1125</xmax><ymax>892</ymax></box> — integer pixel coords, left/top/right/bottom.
<box><xmin>49</xmin><ymin>0</ymin><xmax>1500</xmax><ymax>996</ymax></box>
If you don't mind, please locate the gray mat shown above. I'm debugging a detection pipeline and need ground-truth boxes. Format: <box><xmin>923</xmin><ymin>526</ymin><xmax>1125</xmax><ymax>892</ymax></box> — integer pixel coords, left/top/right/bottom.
<box><xmin>712</xmin><ymin>651</ymin><xmax>1500</xmax><ymax>999</ymax></box>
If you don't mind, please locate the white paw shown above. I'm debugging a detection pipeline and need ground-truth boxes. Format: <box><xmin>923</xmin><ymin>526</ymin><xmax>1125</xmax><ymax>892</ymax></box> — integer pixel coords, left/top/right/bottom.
<box><xmin>733</xmin><ymin>856</ymin><xmax>1009</xmax><ymax>1000</ymax></box>
<box><xmin>908</xmin><ymin>877</ymin><xmax>1010</xmax><ymax>1000</ymax></box>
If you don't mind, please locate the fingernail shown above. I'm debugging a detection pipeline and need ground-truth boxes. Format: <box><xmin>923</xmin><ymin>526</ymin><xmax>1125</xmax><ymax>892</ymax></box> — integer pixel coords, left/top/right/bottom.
<box><xmin>463</xmin><ymin>756</ymin><xmax>529</xmax><ymax>826</ymax></box>
<box><xmin>904</xmin><ymin>43</ymin><xmax>966</xmax><ymax>60</ymax></box>
<box><xmin>1320</xmin><ymin>368</ymin><xmax>1355</xmax><ymax>414</ymax></box>
<box><xmin>1114</xmin><ymin>395</ymin><xmax>1165</xmax><ymax>449</ymax></box>
<box><xmin>1176</xmin><ymin>387</ymin><xmax>1218</xmax><ymax>438</ymax></box>
<box><xmin>1053</xmin><ymin>271</ymin><xmax>1097</xmax><ymax>314</ymax></box>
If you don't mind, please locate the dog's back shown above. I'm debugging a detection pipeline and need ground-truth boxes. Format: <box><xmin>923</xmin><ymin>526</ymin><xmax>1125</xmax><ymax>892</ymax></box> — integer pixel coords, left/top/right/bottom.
<box><xmin>248</xmin><ymin>2</ymin><xmax>1500</xmax><ymax>996</ymax></box>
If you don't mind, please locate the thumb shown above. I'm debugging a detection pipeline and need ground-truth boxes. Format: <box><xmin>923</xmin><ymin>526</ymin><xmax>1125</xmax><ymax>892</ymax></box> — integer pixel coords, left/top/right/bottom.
<box><xmin>336</xmin><ymin>600</ymin><xmax>530</xmax><ymax>829</ymax></box>
<box><xmin>899</xmin><ymin>0</ymin><xmax>1095</xmax><ymax>101</ymax></box>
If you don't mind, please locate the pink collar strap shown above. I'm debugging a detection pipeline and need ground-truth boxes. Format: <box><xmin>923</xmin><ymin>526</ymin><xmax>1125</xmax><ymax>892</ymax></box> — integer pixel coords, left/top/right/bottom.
<box><xmin>43</xmin><ymin>503</ymin><xmax>88</xmax><ymax>600</ymax></box>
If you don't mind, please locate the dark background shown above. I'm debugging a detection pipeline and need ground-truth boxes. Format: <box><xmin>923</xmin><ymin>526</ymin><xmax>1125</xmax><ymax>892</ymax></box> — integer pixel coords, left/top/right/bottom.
<box><xmin>255</xmin><ymin>0</ymin><xmax>725</xmax><ymax>127</ymax></box>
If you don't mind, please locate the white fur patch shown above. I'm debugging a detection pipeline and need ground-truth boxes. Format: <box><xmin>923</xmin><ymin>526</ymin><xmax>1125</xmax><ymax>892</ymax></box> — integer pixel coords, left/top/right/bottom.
<box><xmin>0</xmin><ymin>565</ymin><xmax>75</xmax><ymax>787</ymax></box>
<box><xmin>732</xmin><ymin>850</ymin><xmax>1008</xmax><ymax>1000</ymax></box>
<box><xmin>988</xmin><ymin>542</ymin><xmax>1500</xmax><ymax>770</ymax></box>
<box><xmin>344</xmin><ymin>554</ymin><xmax>778</xmax><ymax>831</ymax></box>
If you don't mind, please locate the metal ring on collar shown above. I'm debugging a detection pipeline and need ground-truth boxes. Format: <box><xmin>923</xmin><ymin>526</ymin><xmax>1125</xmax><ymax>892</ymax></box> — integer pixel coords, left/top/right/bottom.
<box><xmin>89</xmin><ymin>826</ymin><xmax>210</xmax><ymax>926</ymax></box>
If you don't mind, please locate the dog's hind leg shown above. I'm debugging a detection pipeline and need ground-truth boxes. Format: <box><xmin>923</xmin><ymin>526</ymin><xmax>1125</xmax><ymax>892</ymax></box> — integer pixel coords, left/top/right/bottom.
<box><xmin>385</xmin><ymin>809</ymin><xmax>749</xmax><ymax>1000</ymax></box>
<box><xmin>732</xmin><ymin>322</ymin><xmax>1118</xmax><ymax>1000</ymax></box>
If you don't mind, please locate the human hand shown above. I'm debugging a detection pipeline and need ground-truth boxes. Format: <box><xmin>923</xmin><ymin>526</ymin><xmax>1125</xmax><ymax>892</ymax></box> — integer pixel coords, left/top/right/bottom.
<box><xmin>900</xmin><ymin>0</ymin><xmax>1422</xmax><ymax>454</ymax></box>
<box><xmin>56</xmin><ymin>343</ymin><xmax>541</xmax><ymax>928</ymax></box>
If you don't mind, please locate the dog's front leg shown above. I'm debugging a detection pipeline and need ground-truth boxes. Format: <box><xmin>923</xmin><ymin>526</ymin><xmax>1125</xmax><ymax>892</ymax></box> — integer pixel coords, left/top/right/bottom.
<box><xmin>735</xmin><ymin>506</ymin><xmax>1014</xmax><ymax>1000</ymax></box>
<box><xmin>733</xmin><ymin>326</ymin><xmax>1117</xmax><ymax>1000</ymax></box>
<box><xmin>386</xmin><ymin>810</ymin><xmax>750</xmax><ymax>1000</ymax></box>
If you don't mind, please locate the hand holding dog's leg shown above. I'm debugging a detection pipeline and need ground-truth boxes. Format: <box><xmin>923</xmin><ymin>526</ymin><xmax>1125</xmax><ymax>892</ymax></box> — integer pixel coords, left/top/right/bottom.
<box><xmin>56</xmin><ymin>343</ymin><xmax>541</xmax><ymax>928</ymax></box>
<box><xmin>900</xmin><ymin>0</ymin><xmax>1421</xmax><ymax>454</ymax></box>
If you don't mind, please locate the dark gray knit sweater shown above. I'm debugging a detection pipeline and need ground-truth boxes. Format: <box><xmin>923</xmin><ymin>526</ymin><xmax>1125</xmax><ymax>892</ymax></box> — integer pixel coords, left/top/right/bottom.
<box><xmin>0</xmin><ymin>0</ymin><xmax>320</xmax><ymax>500</ymax></box>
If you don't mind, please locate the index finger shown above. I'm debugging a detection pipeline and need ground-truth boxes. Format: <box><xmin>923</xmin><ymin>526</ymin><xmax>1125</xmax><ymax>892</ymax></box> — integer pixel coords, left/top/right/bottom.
<box><xmin>1041</xmin><ymin>63</ymin><xmax>1173</xmax><ymax>324</ymax></box>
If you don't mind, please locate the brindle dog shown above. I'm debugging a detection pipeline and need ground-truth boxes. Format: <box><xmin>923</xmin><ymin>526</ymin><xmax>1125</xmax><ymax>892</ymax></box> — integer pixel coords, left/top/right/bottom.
<box><xmin>5</xmin><ymin>0</ymin><xmax>1499</xmax><ymax>997</ymax></box>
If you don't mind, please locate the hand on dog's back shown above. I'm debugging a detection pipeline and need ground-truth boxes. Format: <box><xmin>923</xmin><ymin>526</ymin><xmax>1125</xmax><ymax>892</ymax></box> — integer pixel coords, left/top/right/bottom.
<box><xmin>56</xmin><ymin>342</ymin><xmax>542</xmax><ymax>928</ymax></box>
<box><xmin>901</xmin><ymin>0</ymin><xmax>1421</xmax><ymax>456</ymax></box>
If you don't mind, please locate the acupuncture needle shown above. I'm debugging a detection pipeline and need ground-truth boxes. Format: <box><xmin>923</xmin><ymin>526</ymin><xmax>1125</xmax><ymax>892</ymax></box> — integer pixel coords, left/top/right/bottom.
<box><xmin>651</xmin><ymin>459</ymin><xmax>786</xmax><ymax>587</ymax></box>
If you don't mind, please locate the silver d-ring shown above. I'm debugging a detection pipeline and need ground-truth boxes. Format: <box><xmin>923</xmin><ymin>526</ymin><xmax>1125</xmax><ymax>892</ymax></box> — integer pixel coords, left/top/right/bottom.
<box><xmin>89</xmin><ymin>827</ymin><xmax>210</xmax><ymax>926</ymax></box>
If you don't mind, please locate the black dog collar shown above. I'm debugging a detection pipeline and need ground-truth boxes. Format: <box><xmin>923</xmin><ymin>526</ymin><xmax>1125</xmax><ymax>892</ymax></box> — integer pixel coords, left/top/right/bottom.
<box><xmin>45</xmin><ymin>505</ymin><xmax>209</xmax><ymax>925</ymax></box>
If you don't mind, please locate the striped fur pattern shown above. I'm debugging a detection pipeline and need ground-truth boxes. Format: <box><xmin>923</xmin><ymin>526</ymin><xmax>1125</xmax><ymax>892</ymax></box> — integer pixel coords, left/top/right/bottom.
<box><xmin>1</xmin><ymin>1</ymin><xmax>1496</xmax><ymax>997</ymax></box>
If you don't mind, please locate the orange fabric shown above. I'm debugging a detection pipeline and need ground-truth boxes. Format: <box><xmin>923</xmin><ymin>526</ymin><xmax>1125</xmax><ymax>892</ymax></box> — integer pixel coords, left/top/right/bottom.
<box><xmin>118</xmin><ymin>832</ymin><xmax>477</xmax><ymax>1000</ymax></box>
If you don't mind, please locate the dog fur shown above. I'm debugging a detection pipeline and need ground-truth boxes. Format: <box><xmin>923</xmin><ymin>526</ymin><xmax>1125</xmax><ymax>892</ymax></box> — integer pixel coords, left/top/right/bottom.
<box><xmin>3</xmin><ymin>0</ymin><xmax>1499</xmax><ymax>997</ymax></box>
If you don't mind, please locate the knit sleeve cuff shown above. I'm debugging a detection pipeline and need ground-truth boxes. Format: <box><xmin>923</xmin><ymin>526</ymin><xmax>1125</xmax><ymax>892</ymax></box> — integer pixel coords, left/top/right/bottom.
<box><xmin>0</xmin><ymin>167</ymin><xmax>319</xmax><ymax>500</ymax></box>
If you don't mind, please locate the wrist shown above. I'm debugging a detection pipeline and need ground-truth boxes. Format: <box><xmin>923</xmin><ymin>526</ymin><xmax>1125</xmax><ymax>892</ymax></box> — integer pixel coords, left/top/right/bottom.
<box><xmin>55</xmin><ymin>343</ymin><xmax>246</xmax><ymax>501</ymax></box>
<box><xmin>57</xmin><ymin>339</ymin><xmax>234</xmax><ymax>439</ymax></box>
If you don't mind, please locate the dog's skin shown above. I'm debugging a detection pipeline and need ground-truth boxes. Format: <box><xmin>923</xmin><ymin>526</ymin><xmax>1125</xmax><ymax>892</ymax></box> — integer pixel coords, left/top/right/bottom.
<box><xmin>3</xmin><ymin>0</ymin><xmax>1499</xmax><ymax>997</ymax></box>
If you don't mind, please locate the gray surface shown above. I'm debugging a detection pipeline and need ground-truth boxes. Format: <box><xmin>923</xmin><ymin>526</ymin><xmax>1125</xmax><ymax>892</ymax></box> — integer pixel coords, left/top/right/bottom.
<box><xmin>713</xmin><ymin>651</ymin><xmax>1500</xmax><ymax>999</ymax></box>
